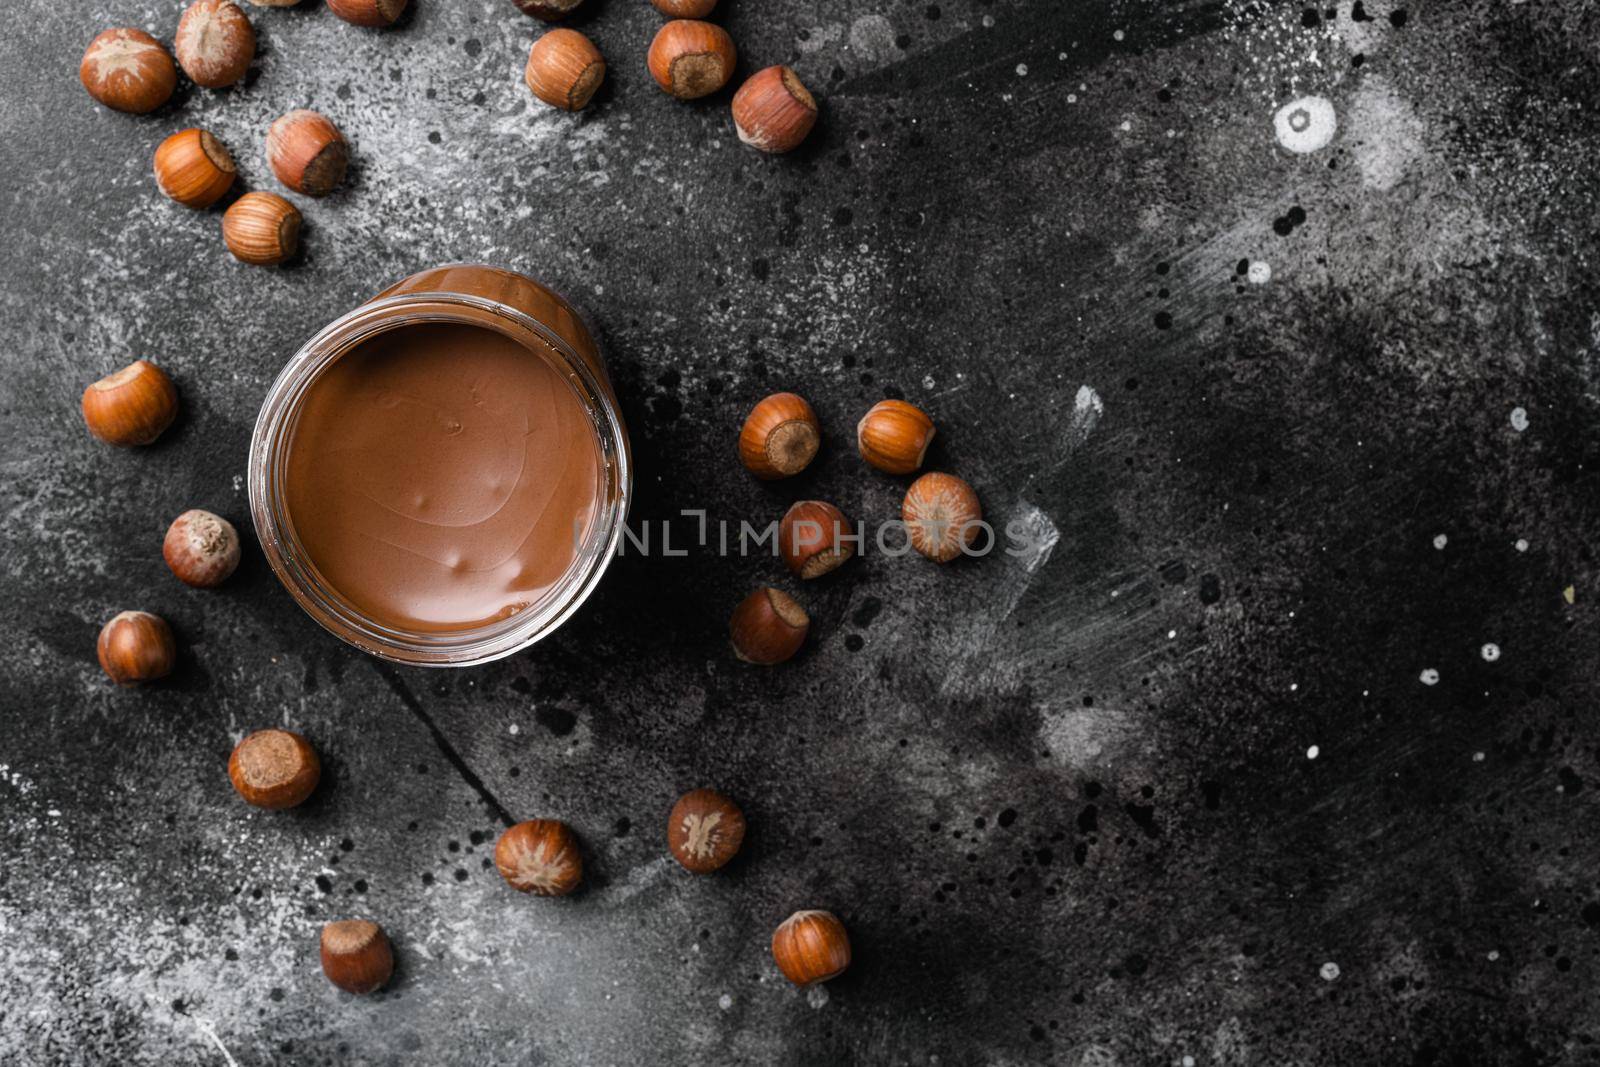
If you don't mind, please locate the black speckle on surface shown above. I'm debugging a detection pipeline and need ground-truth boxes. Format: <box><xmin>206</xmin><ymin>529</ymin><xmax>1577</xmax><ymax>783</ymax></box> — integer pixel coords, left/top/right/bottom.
<box><xmin>536</xmin><ymin>706</ymin><xmax>577</xmax><ymax>736</ymax></box>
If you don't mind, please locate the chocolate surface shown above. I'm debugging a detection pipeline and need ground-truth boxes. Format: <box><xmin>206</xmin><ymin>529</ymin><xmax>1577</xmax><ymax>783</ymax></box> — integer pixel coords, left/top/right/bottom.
<box><xmin>284</xmin><ymin>322</ymin><xmax>601</xmax><ymax>632</ymax></box>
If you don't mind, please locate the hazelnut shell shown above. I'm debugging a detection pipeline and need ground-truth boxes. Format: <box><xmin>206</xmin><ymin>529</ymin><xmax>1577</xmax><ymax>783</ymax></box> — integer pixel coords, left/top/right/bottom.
<box><xmin>266</xmin><ymin>109</ymin><xmax>348</xmax><ymax>196</ymax></box>
<box><xmin>326</xmin><ymin>0</ymin><xmax>408</xmax><ymax>26</ymax></box>
<box><xmin>512</xmin><ymin>0</ymin><xmax>585</xmax><ymax>21</ymax></box>
<box><xmin>154</xmin><ymin>128</ymin><xmax>236</xmax><ymax>209</ymax></box>
<box><xmin>163</xmin><ymin>509</ymin><xmax>241</xmax><ymax>588</ymax></box>
<box><xmin>222</xmin><ymin>191</ymin><xmax>301</xmax><ymax>265</ymax></box>
<box><xmin>495</xmin><ymin>820</ymin><xmax>583</xmax><ymax>896</ymax></box>
<box><xmin>903</xmin><ymin>472</ymin><xmax>983</xmax><ymax>563</ymax></box>
<box><xmin>651</xmin><ymin>0</ymin><xmax>717</xmax><ymax>14</ymax></box>
<box><xmin>729</xmin><ymin>587</ymin><xmax>809</xmax><ymax>665</ymax></box>
<box><xmin>858</xmin><ymin>399</ymin><xmax>935</xmax><ymax>475</ymax></box>
<box><xmin>97</xmin><ymin>611</ymin><xmax>177</xmax><ymax>685</ymax></box>
<box><xmin>667</xmin><ymin>788</ymin><xmax>746</xmax><ymax>873</ymax></box>
<box><xmin>228</xmin><ymin>728</ymin><xmax>321</xmax><ymax>809</ymax></box>
<box><xmin>779</xmin><ymin>500</ymin><xmax>855</xmax><ymax>579</ymax></box>
<box><xmin>320</xmin><ymin>920</ymin><xmax>394</xmax><ymax>994</ymax></box>
<box><xmin>525</xmin><ymin>29</ymin><xmax>605</xmax><ymax>111</ymax></box>
<box><xmin>80</xmin><ymin>28</ymin><xmax>177</xmax><ymax>114</ymax></box>
<box><xmin>647</xmin><ymin>20</ymin><xmax>737</xmax><ymax>100</ymax></box>
<box><xmin>738</xmin><ymin>392</ymin><xmax>820</xmax><ymax>479</ymax></box>
<box><xmin>732</xmin><ymin>66</ymin><xmax>817</xmax><ymax>154</ymax></box>
<box><xmin>772</xmin><ymin>910</ymin><xmax>851</xmax><ymax>986</ymax></box>
<box><xmin>175</xmin><ymin>0</ymin><xmax>256</xmax><ymax>88</ymax></box>
<box><xmin>82</xmin><ymin>360</ymin><xmax>179</xmax><ymax>446</ymax></box>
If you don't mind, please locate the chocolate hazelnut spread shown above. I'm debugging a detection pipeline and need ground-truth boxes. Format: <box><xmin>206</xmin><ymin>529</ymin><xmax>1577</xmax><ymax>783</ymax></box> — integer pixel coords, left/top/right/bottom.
<box><xmin>284</xmin><ymin>321</ymin><xmax>603</xmax><ymax>632</ymax></box>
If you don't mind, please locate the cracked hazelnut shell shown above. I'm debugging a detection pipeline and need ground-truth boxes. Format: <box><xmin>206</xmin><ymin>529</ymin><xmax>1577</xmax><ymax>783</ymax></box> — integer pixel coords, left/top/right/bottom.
<box><xmin>495</xmin><ymin>819</ymin><xmax>582</xmax><ymax>896</ymax></box>
<box><xmin>80</xmin><ymin>28</ymin><xmax>177</xmax><ymax>114</ymax></box>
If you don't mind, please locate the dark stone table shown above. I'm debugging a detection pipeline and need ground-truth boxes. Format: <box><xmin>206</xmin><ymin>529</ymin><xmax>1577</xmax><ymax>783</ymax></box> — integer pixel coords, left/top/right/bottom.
<box><xmin>5</xmin><ymin>0</ymin><xmax>1598</xmax><ymax>1062</ymax></box>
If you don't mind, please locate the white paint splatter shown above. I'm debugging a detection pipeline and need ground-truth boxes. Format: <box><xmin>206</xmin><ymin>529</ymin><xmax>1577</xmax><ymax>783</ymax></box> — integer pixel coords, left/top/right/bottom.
<box><xmin>1306</xmin><ymin>745</ymin><xmax>1319</xmax><ymax>760</ymax></box>
<box><xmin>1320</xmin><ymin>961</ymin><xmax>1341</xmax><ymax>981</ymax></box>
<box><xmin>1068</xmin><ymin>385</ymin><xmax>1104</xmax><ymax>447</ymax></box>
<box><xmin>1246</xmin><ymin>260</ymin><xmax>1272</xmax><ymax>285</ymax></box>
<box><xmin>1274</xmin><ymin>96</ymin><xmax>1336</xmax><ymax>154</ymax></box>
<box><xmin>1481</xmin><ymin>643</ymin><xmax>1500</xmax><ymax>662</ymax></box>
<box><xmin>1016</xmin><ymin>63</ymin><xmax>1028</xmax><ymax>76</ymax></box>
<box><xmin>1509</xmin><ymin>407</ymin><xmax>1529</xmax><ymax>432</ymax></box>
<box><xmin>1432</xmin><ymin>534</ymin><xmax>1447</xmax><ymax>550</ymax></box>
<box><xmin>1346</xmin><ymin>77</ymin><xmax>1425</xmax><ymax>191</ymax></box>
<box><xmin>718</xmin><ymin>993</ymin><xmax>733</xmax><ymax>1010</ymax></box>
<box><xmin>1420</xmin><ymin>669</ymin><xmax>1440</xmax><ymax>686</ymax></box>
<box><xmin>806</xmin><ymin>984</ymin><xmax>830</xmax><ymax>1009</ymax></box>
<box><xmin>1515</xmin><ymin>539</ymin><xmax>1529</xmax><ymax>552</ymax></box>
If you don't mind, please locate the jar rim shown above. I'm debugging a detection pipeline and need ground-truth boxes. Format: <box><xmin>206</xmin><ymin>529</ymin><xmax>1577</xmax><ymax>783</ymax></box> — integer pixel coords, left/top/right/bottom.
<box><xmin>248</xmin><ymin>280</ymin><xmax>630</xmax><ymax>666</ymax></box>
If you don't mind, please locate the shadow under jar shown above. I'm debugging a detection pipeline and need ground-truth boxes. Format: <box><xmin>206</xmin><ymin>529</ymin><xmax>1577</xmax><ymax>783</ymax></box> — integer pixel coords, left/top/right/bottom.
<box><xmin>249</xmin><ymin>265</ymin><xmax>631</xmax><ymax>666</ymax></box>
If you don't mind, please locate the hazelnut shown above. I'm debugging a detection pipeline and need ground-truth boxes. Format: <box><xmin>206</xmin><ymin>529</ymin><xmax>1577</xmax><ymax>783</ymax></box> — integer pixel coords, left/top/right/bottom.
<box><xmin>228</xmin><ymin>728</ymin><xmax>321</xmax><ymax>808</ymax></box>
<box><xmin>525</xmin><ymin>29</ymin><xmax>605</xmax><ymax>112</ymax></box>
<box><xmin>732</xmin><ymin>66</ymin><xmax>817</xmax><ymax>154</ymax></box>
<box><xmin>903</xmin><ymin>472</ymin><xmax>982</xmax><ymax>563</ymax></box>
<box><xmin>320</xmin><ymin>920</ymin><xmax>393</xmax><ymax>994</ymax></box>
<box><xmin>780</xmin><ymin>500</ymin><xmax>854</xmax><ymax>579</ymax></box>
<box><xmin>667</xmin><ymin>788</ymin><xmax>746</xmax><ymax>873</ymax></box>
<box><xmin>857</xmin><ymin>399</ymin><xmax>935</xmax><ymax>475</ymax></box>
<box><xmin>651</xmin><ymin>0</ymin><xmax>717</xmax><ymax>15</ymax></box>
<box><xmin>97</xmin><ymin>611</ymin><xmax>176</xmax><ymax>685</ymax></box>
<box><xmin>80</xmin><ymin>29</ymin><xmax>177</xmax><ymax>114</ymax></box>
<box><xmin>494</xmin><ymin>820</ymin><xmax>582</xmax><ymax>896</ymax></box>
<box><xmin>222</xmin><ymin>191</ymin><xmax>301</xmax><ymax>265</ymax></box>
<box><xmin>729</xmin><ymin>587</ymin><xmax>808</xmax><ymax>665</ymax></box>
<box><xmin>511</xmin><ymin>0</ymin><xmax>585</xmax><ymax>21</ymax></box>
<box><xmin>738</xmin><ymin>392</ymin><xmax>820</xmax><ymax>479</ymax></box>
<box><xmin>326</xmin><ymin>0</ymin><xmax>408</xmax><ymax>27</ymax></box>
<box><xmin>771</xmin><ymin>910</ymin><xmax>850</xmax><ymax>986</ymax></box>
<box><xmin>153</xmin><ymin>128</ymin><xmax>236</xmax><ymax>209</ymax></box>
<box><xmin>647</xmin><ymin>20</ymin><xmax>736</xmax><ymax>100</ymax></box>
<box><xmin>163</xmin><ymin>509</ymin><xmax>241</xmax><ymax>588</ymax></box>
<box><xmin>175</xmin><ymin>0</ymin><xmax>255</xmax><ymax>89</ymax></box>
<box><xmin>247</xmin><ymin>0</ymin><xmax>301</xmax><ymax>5</ymax></box>
<box><xmin>81</xmin><ymin>359</ymin><xmax>179</xmax><ymax>446</ymax></box>
<box><xmin>266</xmin><ymin>109</ymin><xmax>348</xmax><ymax>196</ymax></box>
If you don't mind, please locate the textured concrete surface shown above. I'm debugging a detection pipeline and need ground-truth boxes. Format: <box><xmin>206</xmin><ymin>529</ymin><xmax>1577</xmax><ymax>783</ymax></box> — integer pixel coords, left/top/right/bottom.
<box><xmin>4</xmin><ymin>0</ymin><xmax>1600</xmax><ymax>1063</ymax></box>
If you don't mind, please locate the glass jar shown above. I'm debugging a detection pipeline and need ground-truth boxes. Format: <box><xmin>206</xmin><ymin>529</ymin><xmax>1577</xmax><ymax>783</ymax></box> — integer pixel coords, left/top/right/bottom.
<box><xmin>248</xmin><ymin>265</ymin><xmax>631</xmax><ymax>666</ymax></box>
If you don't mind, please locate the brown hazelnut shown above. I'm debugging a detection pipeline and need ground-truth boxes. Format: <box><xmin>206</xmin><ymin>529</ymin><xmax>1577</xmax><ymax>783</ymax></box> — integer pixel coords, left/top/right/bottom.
<box><xmin>247</xmin><ymin>0</ymin><xmax>301</xmax><ymax>5</ymax></box>
<box><xmin>729</xmin><ymin>587</ymin><xmax>808</xmax><ymax>665</ymax></box>
<box><xmin>175</xmin><ymin>0</ymin><xmax>255</xmax><ymax>88</ymax></box>
<box><xmin>771</xmin><ymin>910</ymin><xmax>850</xmax><ymax>986</ymax></box>
<box><xmin>667</xmin><ymin>788</ymin><xmax>745</xmax><ymax>873</ymax></box>
<box><xmin>525</xmin><ymin>29</ymin><xmax>605</xmax><ymax>112</ymax></box>
<box><xmin>857</xmin><ymin>399</ymin><xmax>935</xmax><ymax>475</ymax></box>
<box><xmin>153</xmin><ymin>128</ymin><xmax>236</xmax><ymax>209</ymax></box>
<box><xmin>738</xmin><ymin>392</ymin><xmax>819</xmax><ymax>479</ymax></box>
<box><xmin>647</xmin><ymin>20</ymin><xmax>736</xmax><ymax>100</ymax></box>
<box><xmin>651</xmin><ymin>0</ymin><xmax>716</xmax><ymax>15</ymax></box>
<box><xmin>97</xmin><ymin>611</ymin><xmax>176</xmax><ymax>685</ymax></box>
<box><xmin>228</xmin><ymin>728</ymin><xmax>320</xmax><ymax>808</ymax></box>
<box><xmin>320</xmin><ymin>920</ymin><xmax>393</xmax><ymax>994</ymax></box>
<box><xmin>780</xmin><ymin>500</ymin><xmax>854</xmax><ymax>579</ymax></box>
<box><xmin>80</xmin><ymin>29</ymin><xmax>177</xmax><ymax>114</ymax></box>
<box><xmin>732</xmin><ymin>66</ymin><xmax>817</xmax><ymax>154</ymax></box>
<box><xmin>326</xmin><ymin>0</ymin><xmax>408</xmax><ymax>26</ymax></box>
<box><xmin>512</xmin><ymin>0</ymin><xmax>585</xmax><ymax>21</ymax></box>
<box><xmin>163</xmin><ymin>509</ymin><xmax>241</xmax><ymax>588</ymax></box>
<box><xmin>81</xmin><ymin>360</ymin><xmax>179</xmax><ymax>446</ymax></box>
<box><xmin>903</xmin><ymin>472</ymin><xmax>982</xmax><ymax>563</ymax></box>
<box><xmin>266</xmin><ymin>109</ymin><xmax>348</xmax><ymax>196</ymax></box>
<box><xmin>495</xmin><ymin>820</ymin><xmax>582</xmax><ymax>896</ymax></box>
<box><xmin>222</xmin><ymin>191</ymin><xmax>301</xmax><ymax>265</ymax></box>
